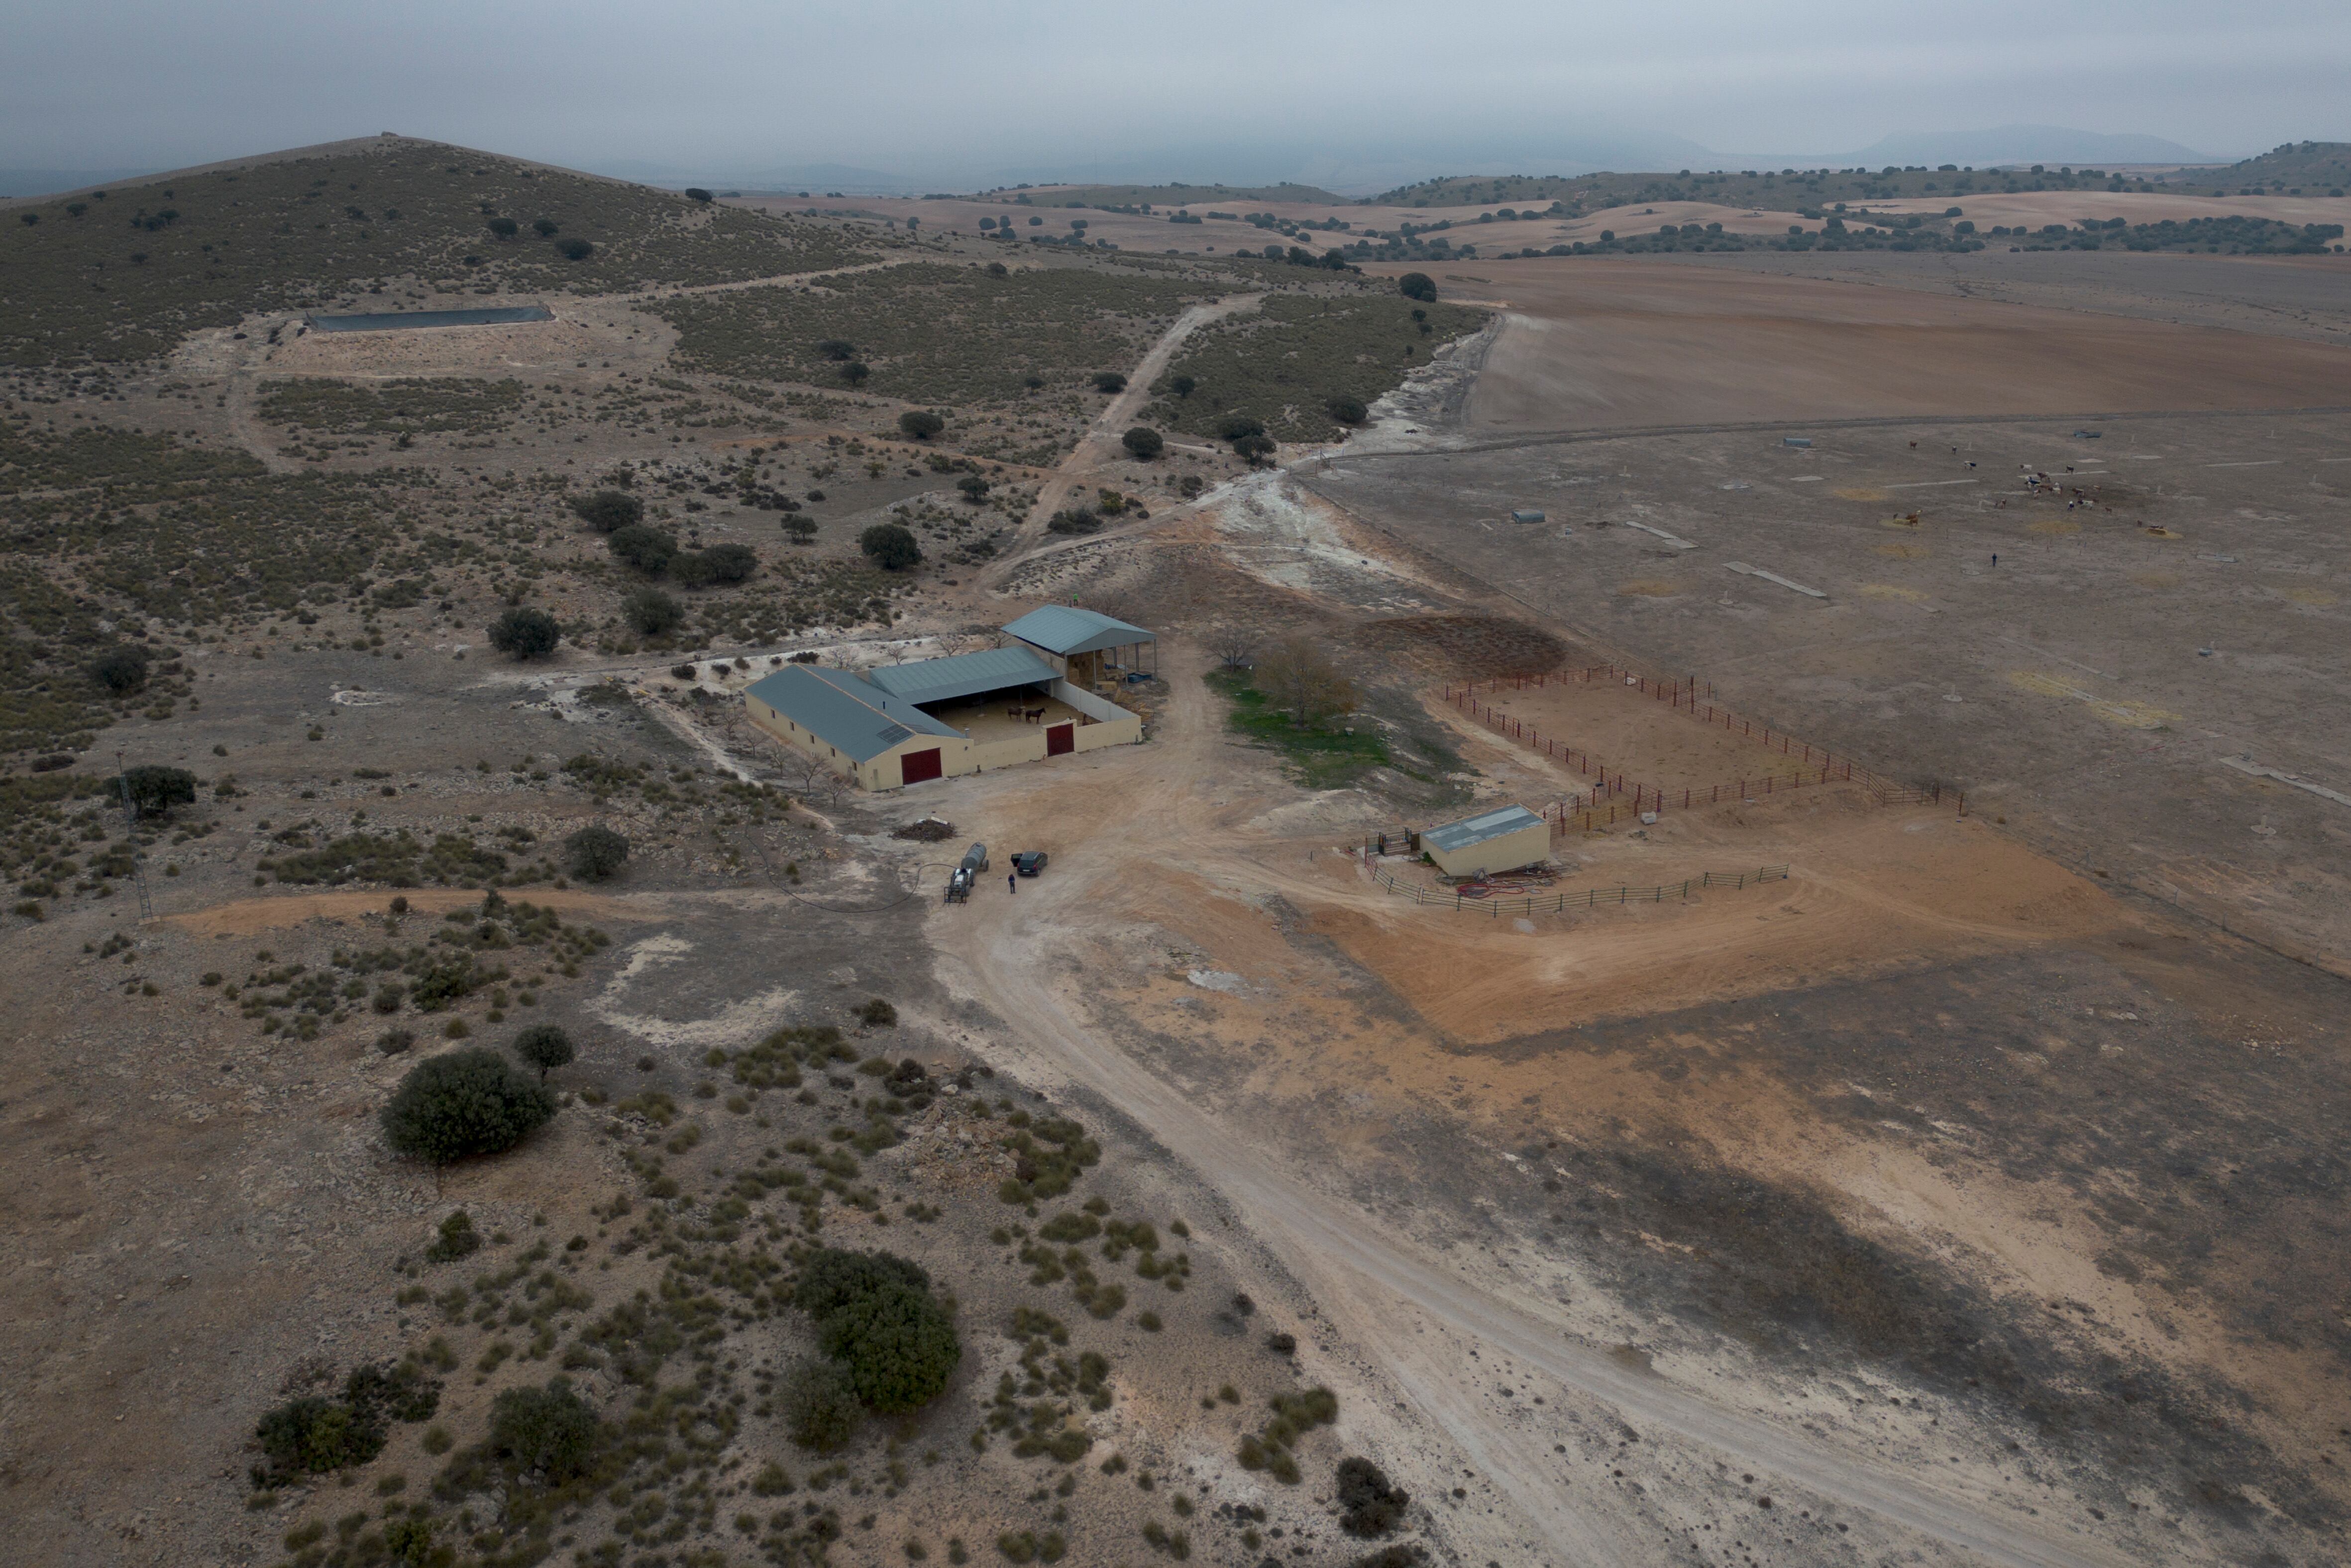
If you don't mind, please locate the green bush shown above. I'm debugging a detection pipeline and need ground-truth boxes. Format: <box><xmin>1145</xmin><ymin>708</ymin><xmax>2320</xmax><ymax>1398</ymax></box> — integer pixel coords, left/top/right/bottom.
<box><xmin>512</xmin><ymin>1023</ymin><xmax>574</xmax><ymax>1081</ymax></box>
<box><xmin>568</xmin><ymin>489</ymin><xmax>642</xmax><ymax>533</ymax></box>
<box><xmin>622</xmin><ymin>586</ymin><xmax>684</xmax><ymax>637</ymax></box>
<box><xmin>792</xmin><ymin>1247</ymin><xmax>932</xmax><ymax>1317</ymax></box>
<box><xmin>380</xmin><ymin>1047</ymin><xmax>556</xmax><ymax>1165</ymax></box>
<box><xmin>89</xmin><ymin>644</ymin><xmax>151</xmax><ymax>694</ymax></box>
<box><xmin>557</xmin><ymin>238</ymin><xmax>595</xmax><ymax>260</ymax></box>
<box><xmin>702</xmin><ymin>542</ymin><xmax>758</xmax><ymax>582</ymax></box>
<box><xmin>608</xmin><ymin>523</ymin><xmax>677</xmax><ymax>575</ymax></box>
<box><xmin>859</xmin><ymin>523</ymin><xmax>921</xmax><ymax>571</ymax></box>
<box><xmin>820</xmin><ymin>1281</ymin><xmax>961</xmax><ymax>1410</ymax></box>
<box><xmin>1120</xmin><ymin>426</ymin><xmax>1164</xmax><ymax>459</ymax></box>
<box><xmin>1091</xmin><ymin>371</ymin><xmax>1127</xmax><ymax>393</ymax></box>
<box><xmin>487</xmin><ymin>1377</ymin><xmax>599</xmax><ymax>1481</ymax></box>
<box><xmin>1397</xmin><ymin>272</ymin><xmax>1436</xmax><ymax>302</ymax></box>
<box><xmin>1336</xmin><ymin>1456</ymin><xmax>1410</xmax><ymax>1535</ymax></box>
<box><xmin>425</xmin><ymin>1208</ymin><xmax>480</xmax><ymax>1261</ymax></box>
<box><xmin>1326</xmin><ymin>396</ymin><xmax>1368</xmax><ymax>425</ymax></box>
<box><xmin>256</xmin><ymin>1396</ymin><xmax>380</xmax><ymax>1476</ymax></box>
<box><xmin>488</xmin><ymin>607</ymin><xmax>560</xmax><ymax>660</ymax></box>
<box><xmin>565</xmin><ymin>825</ymin><xmax>630</xmax><ymax>880</ymax></box>
<box><xmin>898</xmin><ymin>410</ymin><xmax>945</xmax><ymax>440</ymax></box>
<box><xmin>123</xmin><ymin>764</ymin><xmax>197</xmax><ymax>815</ymax></box>
<box><xmin>781</xmin><ymin>1356</ymin><xmax>862</xmax><ymax>1452</ymax></box>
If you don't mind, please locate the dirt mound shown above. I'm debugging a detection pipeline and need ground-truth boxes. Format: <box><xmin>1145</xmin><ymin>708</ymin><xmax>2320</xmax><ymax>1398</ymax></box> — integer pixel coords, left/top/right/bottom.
<box><xmin>1353</xmin><ymin>614</ymin><xmax>1576</xmax><ymax>679</ymax></box>
<box><xmin>892</xmin><ymin>818</ymin><xmax>957</xmax><ymax>842</ymax></box>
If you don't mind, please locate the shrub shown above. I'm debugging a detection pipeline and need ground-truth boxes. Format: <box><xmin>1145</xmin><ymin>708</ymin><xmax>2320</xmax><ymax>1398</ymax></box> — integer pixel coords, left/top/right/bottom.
<box><xmin>608</xmin><ymin>523</ymin><xmax>677</xmax><ymax>574</ymax></box>
<box><xmin>781</xmin><ymin>1357</ymin><xmax>862</xmax><ymax>1452</ymax></box>
<box><xmin>1120</xmin><ymin>426</ymin><xmax>1164</xmax><ymax>459</ymax></box>
<box><xmin>89</xmin><ymin>644</ymin><xmax>151</xmax><ymax>694</ymax></box>
<box><xmin>792</xmin><ymin>1248</ymin><xmax>961</xmax><ymax>1414</ymax></box>
<box><xmin>565</xmin><ymin>825</ymin><xmax>630</xmax><ymax>880</ymax></box>
<box><xmin>623</xmin><ymin>587</ymin><xmax>685</xmax><ymax>637</ymax></box>
<box><xmin>512</xmin><ymin>1024</ymin><xmax>574</xmax><ymax>1081</ymax></box>
<box><xmin>568</xmin><ymin>490</ymin><xmax>642</xmax><ymax>533</ymax></box>
<box><xmin>557</xmin><ymin>238</ymin><xmax>595</xmax><ymax>260</ymax></box>
<box><xmin>425</xmin><ymin>1208</ymin><xmax>481</xmax><ymax>1261</ymax></box>
<box><xmin>1216</xmin><ymin>414</ymin><xmax>1265</xmax><ymax>441</ymax></box>
<box><xmin>1397</xmin><ymin>273</ymin><xmax>1436</xmax><ymax>302</ymax></box>
<box><xmin>898</xmin><ymin>410</ymin><xmax>945</xmax><ymax>440</ymax></box>
<box><xmin>487</xmin><ymin>1378</ymin><xmax>598</xmax><ymax>1481</ymax></box>
<box><xmin>859</xmin><ymin>523</ymin><xmax>921</xmax><ymax>571</ymax></box>
<box><xmin>379</xmin><ymin>1048</ymin><xmax>557</xmax><ymax>1165</ymax></box>
<box><xmin>1092</xmin><ymin>371</ymin><xmax>1127</xmax><ymax>393</ymax></box>
<box><xmin>817</xmin><ymin>338</ymin><xmax>856</xmax><ymax>361</ymax></box>
<box><xmin>122</xmin><ymin>764</ymin><xmax>197</xmax><ymax>816</ymax></box>
<box><xmin>793</xmin><ymin>1247</ymin><xmax>932</xmax><ymax>1317</ymax></box>
<box><xmin>488</xmin><ymin>607</ymin><xmax>561</xmax><ymax>660</ymax></box>
<box><xmin>702</xmin><ymin>541</ymin><xmax>758</xmax><ymax>582</ymax></box>
<box><xmin>1336</xmin><ymin>1457</ymin><xmax>1410</xmax><ymax>1536</ymax></box>
<box><xmin>256</xmin><ymin>1396</ymin><xmax>381</xmax><ymax>1476</ymax></box>
<box><xmin>377</xmin><ymin>1028</ymin><xmax>415</xmax><ymax>1054</ymax></box>
<box><xmin>855</xmin><ymin>997</ymin><xmax>897</xmax><ymax>1027</ymax></box>
<box><xmin>1046</xmin><ymin>510</ymin><xmax>1102</xmax><ymax>536</ymax></box>
<box><xmin>1326</xmin><ymin>396</ymin><xmax>1368</xmax><ymax>425</ymax></box>
<box><xmin>533</xmin><ymin>218</ymin><xmax>560</xmax><ymax>237</ymax></box>
<box><xmin>487</xmin><ymin>216</ymin><xmax>519</xmax><ymax>239</ymax></box>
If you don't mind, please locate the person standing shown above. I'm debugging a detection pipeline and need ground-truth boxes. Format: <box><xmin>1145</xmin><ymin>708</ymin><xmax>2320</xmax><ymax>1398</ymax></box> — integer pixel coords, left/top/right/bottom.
<box><xmin>1008</xmin><ymin>870</ymin><xmax>1017</xmax><ymax>895</ymax></box>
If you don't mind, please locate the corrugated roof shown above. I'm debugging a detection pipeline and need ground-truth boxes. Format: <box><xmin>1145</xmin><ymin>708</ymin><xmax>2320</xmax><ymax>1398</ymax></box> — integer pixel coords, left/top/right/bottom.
<box><xmin>1421</xmin><ymin>804</ymin><xmax>1546</xmax><ymax>854</ymax></box>
<box><xmin>1002</xmin><ymin>605</ymin><xmax>1156</xmax><ymax>657</ymax></box>
<box><xmin>867</xmin><ymin>646</ymin><xmax>1057</xmax><ymax>706</ymax></box>
<box><xmin>745</xmin><ymin>665</ymin><xmax>960</xmax><ymax>763</ymax></box>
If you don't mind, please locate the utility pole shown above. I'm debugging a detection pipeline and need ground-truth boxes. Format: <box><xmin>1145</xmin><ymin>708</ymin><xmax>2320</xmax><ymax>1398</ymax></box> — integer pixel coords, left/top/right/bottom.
<box><xmin>114</xmin><ymin>750</ymin><xmax>155</xmax><ymax>921</ymax></box>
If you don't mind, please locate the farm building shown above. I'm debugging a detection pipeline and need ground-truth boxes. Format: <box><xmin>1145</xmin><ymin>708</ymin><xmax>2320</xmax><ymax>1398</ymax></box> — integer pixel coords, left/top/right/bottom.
<box><xmin>1001</xmin><ymin>606</ymin><xmax>1158</xmax><ymax>688</ymax></box>
<box><xmin>744</xmin><ymin>618</ymin><xmax>1148</xmax><ymax>791</ymax></box>
<box><xmin>1420</xmin><ymin>804</ymin><xmax>1550</xmax><ymax>878</ymax></box>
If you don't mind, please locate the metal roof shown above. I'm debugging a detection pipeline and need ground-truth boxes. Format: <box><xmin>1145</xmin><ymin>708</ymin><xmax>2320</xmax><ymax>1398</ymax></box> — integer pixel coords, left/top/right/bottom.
<box><xmin>745</xmin><ymin>665</ymin><xmax>961</xmax><ymax>763</ymax></box>
<box><xmin>866</xmin><ymin>646</ymin><xmax>1058</xmax><ymax>706</ymax></box>
<box><xmin>1421</xmin><ymin>804</ymin><xmax>1546</xmax><ymax>854</ymax></box>
<box><xmin>1002</xmin><ymin>605</ymin><xmax>1156</xmax><ymax>657</ymax></box>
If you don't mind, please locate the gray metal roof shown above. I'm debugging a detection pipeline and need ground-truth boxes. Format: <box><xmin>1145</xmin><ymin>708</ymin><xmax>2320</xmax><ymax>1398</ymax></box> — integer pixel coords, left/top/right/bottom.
<box><xmin>1421</xmin><ymin>804</ymin><xmax>1546</xmax><ymax>854</ymax></box>
<box><xmin>745</xmin><ymin>665</ymin><xmax>961</xmax><ymax>763</ymax></box>
<box><xmin>1002</xmin><ymin>605</ymin><xmax>1156</xmax><ymax>657</ymax></box>
<box><xmin>866</xmin><ymin>646</ymin><xmax>1057</xmax><ymax>706</ymax></box>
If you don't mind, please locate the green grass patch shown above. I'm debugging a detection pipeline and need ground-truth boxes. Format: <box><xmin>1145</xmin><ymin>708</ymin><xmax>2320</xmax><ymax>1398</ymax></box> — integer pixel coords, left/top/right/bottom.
<box><xmin>1148</xmin><ymin>293</ymin><xmax>1489</xmax><ymax>444</ymax></box>
<box><xmin>1206</xmin><ymin>669</ymin><xmax>1388</xmax><ymax>788</ymax></box>
<box><xmin>0</xmin><ymin>139</ymin><xmax>876</xmax><ymax>366</ymax></box>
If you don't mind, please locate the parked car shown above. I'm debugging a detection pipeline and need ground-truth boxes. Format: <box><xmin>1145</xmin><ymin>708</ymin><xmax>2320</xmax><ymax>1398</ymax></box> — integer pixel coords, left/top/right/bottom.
<box><xmin>1010</xmin><ymin>851</ymin><xmax>1048</xmax><ymax>877</ymax></box>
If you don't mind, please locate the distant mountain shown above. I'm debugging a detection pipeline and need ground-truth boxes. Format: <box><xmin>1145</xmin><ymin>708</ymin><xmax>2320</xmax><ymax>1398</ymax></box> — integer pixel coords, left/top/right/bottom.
<box><xmin>0</xmin><ymin>167</ymin><xmax>166</xmax><ymax>200</ymax></box>
<box><xmin>1844</xmin><ymin>125</ymin><xmax>2211</xmax><ymax>168</ymax></box>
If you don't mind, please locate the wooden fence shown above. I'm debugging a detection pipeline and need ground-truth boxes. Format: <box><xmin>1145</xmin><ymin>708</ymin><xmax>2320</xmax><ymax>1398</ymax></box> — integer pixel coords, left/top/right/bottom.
<box><xmin>1439</xmin><ymin>667</ymin><xmax>1954</xmax><ymax>821</ymax></box>
<box><xmin>1361</xmin><ymin>858</ymin><xmax>1791</xmax><ymax>916</ymax></box>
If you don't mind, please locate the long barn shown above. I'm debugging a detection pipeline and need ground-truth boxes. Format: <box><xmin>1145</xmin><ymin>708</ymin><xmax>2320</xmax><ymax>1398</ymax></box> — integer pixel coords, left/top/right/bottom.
<box><xmin>744</xmin><ymin>611</ymin><xmax>1152</xmax><ymax>791</ymax></box>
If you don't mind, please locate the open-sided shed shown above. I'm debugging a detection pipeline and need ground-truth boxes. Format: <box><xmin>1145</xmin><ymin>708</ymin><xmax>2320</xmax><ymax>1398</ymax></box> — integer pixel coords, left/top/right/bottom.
<box><xmin>1002</xmin><ymin>606</ymin><xmax>1158</xmax><ymax>689</ymax></box>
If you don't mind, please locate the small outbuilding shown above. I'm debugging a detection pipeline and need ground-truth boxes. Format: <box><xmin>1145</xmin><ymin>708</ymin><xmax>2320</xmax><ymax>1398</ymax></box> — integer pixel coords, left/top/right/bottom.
<box><xmin>1002</xmin><ymin>605</ymin><xmax>1157</xmax><ymax>689</ymax></box>
<box><xmin>1509</xmin><ymin>509</ymin><xmax>1546</xmax><ymax>524</ymax></box>
<box><xmin>1420</xmin><ymin>804</ymin><xmax>1550</xmax><ymax>878</ymax></box>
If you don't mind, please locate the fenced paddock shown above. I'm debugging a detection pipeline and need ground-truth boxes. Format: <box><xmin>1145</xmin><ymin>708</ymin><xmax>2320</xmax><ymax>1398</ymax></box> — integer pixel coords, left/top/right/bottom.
<box><xmin>1354</xmin><ymin>855</ymin><xmax>1791</xmax><ymax>917</ymax></box>
<box><xmin>1441</xmin><ymin>666</ymin><xmax>1954</xmax><ymax>824</ymax></box>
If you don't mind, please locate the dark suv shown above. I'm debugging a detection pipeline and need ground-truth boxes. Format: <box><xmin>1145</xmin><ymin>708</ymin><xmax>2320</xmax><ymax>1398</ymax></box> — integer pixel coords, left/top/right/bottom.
<box><xmin>1010</xmin><ymin>851</ymin><xmax>1048</xmax><ymax>877</ymax></box>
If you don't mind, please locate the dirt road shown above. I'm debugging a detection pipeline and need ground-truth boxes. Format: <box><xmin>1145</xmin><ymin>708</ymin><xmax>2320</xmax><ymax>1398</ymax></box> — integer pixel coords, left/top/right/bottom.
<box><xmin>1013</xmin><ymin>295</ymin><xmax>1263</xmax><ymax>547</ymax></box>
<box><xmin>927</xmin><ymin>656</ymin><xmax>2138</xmax><ymax>1568</ymax></box>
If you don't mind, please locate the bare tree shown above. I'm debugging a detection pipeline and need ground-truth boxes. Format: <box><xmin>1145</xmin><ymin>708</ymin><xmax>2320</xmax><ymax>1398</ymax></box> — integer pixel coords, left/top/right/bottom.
<box><xmin>1255</xmin><ymin>635</ymin><xmax>1357</xmax><ymax>730</ymax></box>
<box><xmin>1211</xmin><ymin>626</ymin><xmax>1257</xmax><ymax>672</ymax></box>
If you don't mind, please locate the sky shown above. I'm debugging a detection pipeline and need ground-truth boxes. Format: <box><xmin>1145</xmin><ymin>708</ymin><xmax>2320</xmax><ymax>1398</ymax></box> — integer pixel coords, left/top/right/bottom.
<box><xmin>5</xmin><ymin>0</ymin><xmax>2349</xmax><ymax>188</ymax></box>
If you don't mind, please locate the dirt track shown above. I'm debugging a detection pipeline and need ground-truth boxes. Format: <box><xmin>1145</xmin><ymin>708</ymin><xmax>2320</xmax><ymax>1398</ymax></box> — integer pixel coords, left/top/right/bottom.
<box><xmin>926</xmin><ymin>653</ymin><xmax>2139</xmax><ymax>1568</ymax></box>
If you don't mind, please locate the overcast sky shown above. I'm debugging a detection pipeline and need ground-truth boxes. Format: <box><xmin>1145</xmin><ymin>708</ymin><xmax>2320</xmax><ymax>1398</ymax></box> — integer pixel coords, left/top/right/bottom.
<box><xmin>6</xmin><ymin>0</ymin><xmax>2348</xmax><ymax>183</ymax></box>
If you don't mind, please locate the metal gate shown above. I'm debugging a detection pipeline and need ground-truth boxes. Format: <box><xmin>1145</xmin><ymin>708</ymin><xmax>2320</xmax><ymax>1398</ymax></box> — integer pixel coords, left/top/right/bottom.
<box><xmin>900</xmin><ymin>748</ymin><xmax>943</xmax><ymax>785</ymax></box>
<box><xmin>1045</xmin><ymin>723</ymin><xmax>1075</xmax><ymax>757</ymax></box>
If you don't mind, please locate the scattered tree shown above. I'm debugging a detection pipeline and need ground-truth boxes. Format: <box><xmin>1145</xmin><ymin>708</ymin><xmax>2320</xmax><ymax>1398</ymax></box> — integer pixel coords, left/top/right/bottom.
<box><xmin>488</xmin><ymin>607</ymin><xmax>561</xmax><ymax>660</ymax></box>
<box><xmin>792</xmin><ymin>1249</ymin><xmax>960</xmax><ymax>1414</ymax></box>
<box><xmin>816</xmin><ymin>339</ymin><xmax>856</xmax><ymax>361</ymax></box>
<box><xmin>1233</xmin><ymin>433</ymin><xmax>1276</xmax><ymax>464</ymax></box>
<box><xmin>1397</xmin><ymin>272</ymin><xmax>1437</xmax><ymax>302</ymax></box>
<box><xmin>859</xmin><ymin>523</ymin><xmax>921</xmax><ymax>571</ymax></box>
<box><xmin>1255</xmin><ymin>635</ymin><xmax>1357</xmax><ymax>729</ymax></box>
<box><xmin>898</xmin><ymin>410</ymin><xmax>945</xmax><ymax>440</ymax></box>
<box><xmin>512</xmin><ymin>1024</ymin><xmax>574</xmax><ymax>1082</ymax></box>
<box><xmin>622</xmin><ymin>586</ymin><xmax>684</xmax><ymax>637</ymax></box>
<box><xmin>122</xmin><ymin>764</ymin><xmax>197</xmax><ymax>816</ymax></box>
<box><xmin>1091</xmin><ymin>371</ymin><xmax>1127</xmax><ymax>393</ymax></box>
<box><xmin>956</xmin><ymin>474</ymin><xmax>990</xmax><ymax>502</ymax></box>
<box><xmin>89</xmin><ymin>644</ymin><xmax>151</xmax><ymax>694</ymax></box>
<box><xmin>557</xmin><ymin>238</ymin><xmax>594</xmax><ymax>260</ymax></box>
<box><xmin>1120</xmin><ymin>426</ymin><xmax>1164</xmax><ymax>459</ymax></box>
<box><xmin>1326</xmin><ymin>396</ymin><xmax>1369</xmax><ymax>425</ymax></box>
<box><xmin>568</xmin><ymin>489</ymin><xmax>642</xmax><ymax>532</ymax></box>
<box><xmin>488</xmin><ymin>1378</ymin><xmax>599</xmax><ymax>1482</ymax></box>
<box><xmin>565</xmin><ymin>825</ymin><xmax>630</xmax><ymax>880</ymax></box>
<box><xmin>782</xmin><ymin>1357</ymin><xmax>862</xmax><ymax>1453</ymax></box>
<box><xmin>380</xmin><ymin>1048</ymin><xmax>557</xmax><ymax>1166</ymax></box>
<box><xmin>1168</xmin><ymin>374</ymin><xmax>1196</xmax><ymax>398</ymax></box>
<box><xmin>487</xmin><ymin>216</ymin><xmax>520</xmax><ymax>239</ymax></box>
<box><xmin>532</xmin><ymin>218</ymin><xmax>559</xmax><ymax>236</ymax></box>
<box><xmin>701</xmin><ymin>541</ymin><xmax>758</xmax><ymax>582</ymax></box>
<box><xmin>840</xmin><ymin>361</ymin><xmax>870</xmax><ymax>387</ymax></box>
<box><xmin>684</xmin><ymin>187</ymin><xmax>715</xmax><ymax>203</ymax></box>
<box><xmin>607</xmin><ymin>523</ymin><xmax>677</xmax><ymax>574</ymax></box>
<box><xmin>1212</xmin><ymin>627</ymin><xmax>1256</xmax><ymax>671</ymax></box>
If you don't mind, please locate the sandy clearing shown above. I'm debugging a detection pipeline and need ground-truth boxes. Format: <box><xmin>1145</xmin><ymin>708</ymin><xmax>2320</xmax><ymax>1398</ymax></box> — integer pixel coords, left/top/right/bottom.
<box><xmin>164</xmin><ymin>885</ymin><xmax>646</xmax><ymax>937</ymax></box>
<box><xmin>1436</xmin><ymin>259</ymin><xmax>2351</xmax><ymax>428</ymax></box>
<box><xmin>928</xmin><ymin>648</ymin><xmax>2137</xmax><ymax>1568</ymax></box>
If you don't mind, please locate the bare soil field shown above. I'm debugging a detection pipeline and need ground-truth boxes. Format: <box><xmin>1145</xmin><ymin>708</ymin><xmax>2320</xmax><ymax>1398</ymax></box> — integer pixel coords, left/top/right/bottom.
<box><xmin>1389</xmin><ymin>257</ymin><xmax>2351</xmax><ymax>430</ymax></box>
